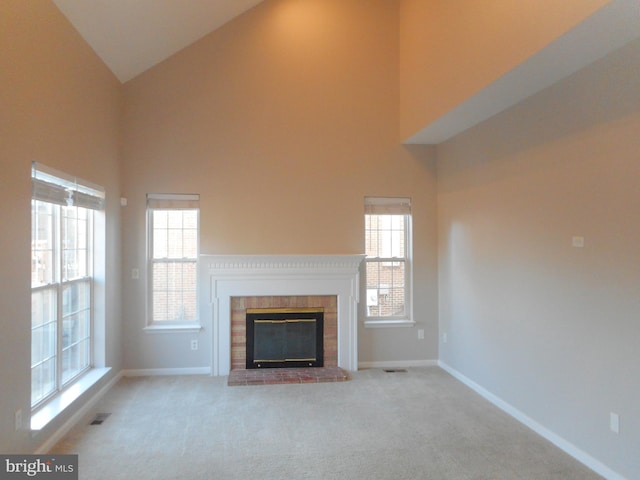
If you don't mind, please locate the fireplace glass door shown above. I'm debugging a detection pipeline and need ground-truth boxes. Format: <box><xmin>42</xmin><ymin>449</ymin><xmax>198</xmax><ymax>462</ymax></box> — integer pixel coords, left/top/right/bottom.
<box><xmin>246</xmin><ymin>308</ymin><xmax>324</xmax><ymax>368</ymax></box>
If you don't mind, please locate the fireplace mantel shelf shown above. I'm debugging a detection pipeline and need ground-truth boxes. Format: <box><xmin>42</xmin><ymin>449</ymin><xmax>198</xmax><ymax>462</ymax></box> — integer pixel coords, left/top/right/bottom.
<box><xmin>205</xmin><ymin>254</ymin><xmax>365</xmax><ymax>273</ymax></box>
<box><xmin>200</xmin><ymin>254</ymin><xmax>365</xmax><ymax>376</ymax></box>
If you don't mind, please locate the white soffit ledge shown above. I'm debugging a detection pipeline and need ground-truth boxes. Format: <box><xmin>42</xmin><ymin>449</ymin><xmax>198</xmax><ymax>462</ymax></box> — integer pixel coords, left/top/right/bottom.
<box><xmin>405</xmin><ymin>0</ymin><xmax>640</xmax><ymax>145</ymax></box>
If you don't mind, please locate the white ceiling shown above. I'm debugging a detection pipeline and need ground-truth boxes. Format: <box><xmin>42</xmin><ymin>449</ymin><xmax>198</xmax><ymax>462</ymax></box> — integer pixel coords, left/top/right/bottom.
<box><xmin>53</xmin><ymin>0</ymin><xmax>265</xmax><ymax>83</ymax></box>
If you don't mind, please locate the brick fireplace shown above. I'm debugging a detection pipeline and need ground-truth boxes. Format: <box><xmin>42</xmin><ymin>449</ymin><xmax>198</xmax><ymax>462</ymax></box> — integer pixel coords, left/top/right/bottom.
<box><xmin>231</xmin><ymin>295</ymin><xmax>337</xmax><ymax>371</ymax></box>
<box><xmin>200</xmin><ymin>254</ymin><xmax>365</xmax><ymax>376</ymax></box>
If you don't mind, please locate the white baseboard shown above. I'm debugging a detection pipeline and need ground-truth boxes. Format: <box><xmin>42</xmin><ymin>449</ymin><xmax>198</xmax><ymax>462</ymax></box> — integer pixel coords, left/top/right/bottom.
<box><xmin>358</xmin><ymin>359</ymin><xmax>438</xmax><ymax>369</ymax></box>
<box><xmin>122</xmin><ymin>367</ymin><xmax>212</xmax><ymax>377</ymax></box>
<box><xmin>34</xmin><ymin>370</ymin><xmax>122</xmax><ymax>454</ymax></box>
<box><xmin>438</xmin><ymin>361</ymin><xmax>626</xmax><ymax>480</ymax></box>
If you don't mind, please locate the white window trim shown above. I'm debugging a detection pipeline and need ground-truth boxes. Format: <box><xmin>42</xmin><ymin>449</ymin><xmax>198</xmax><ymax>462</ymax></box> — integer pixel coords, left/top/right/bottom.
<box><xmin>31</xmin><ymin>367</ymin><xmax>111</xmax><ymax>431</ymax></box>
<box><xmin>364</xmin><ymin>318</ymin><xmax>416</xmax><ymax>328</ymax></box>
<box><xmin>146</xmin><ymin>193</ymin><xmax>201</xmax><ymax>331</ymax></box>
<box><xmin>143</xmin><ymin>324</ymin><xmax>203</xmax><ymax>333</ymax></box>
<box><xmin>30</xmin><ymin>162</ymin><xmax>106</xmax><ymax>422</ymax></box>
<box><xmin>363</xmin><ymin>196</ymin><xmax>413</xmax><ymax>328</ymax></box>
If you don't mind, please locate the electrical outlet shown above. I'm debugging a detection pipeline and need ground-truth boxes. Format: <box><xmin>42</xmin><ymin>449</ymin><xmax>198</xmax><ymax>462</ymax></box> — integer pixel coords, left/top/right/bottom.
<box><xmin>417</xmin><ymin>329</ymin><xmax>424</xmax><ymax>340</ymax></box>
<box><xmin>131</xmin><ymin>268</ymin><xmax>139</xmax><ymax>280</ymax></box>
<box><xmin>15</xmin><ymin>409</ymin><xmax>22</xmax><ymax>431</ymax></box>
<box><xmin>572</xmin><ymin>236</ymin><xmax>585</xmax><ymax>248</ymax></box>
<box><xmin>610</xmin><ymin>412</ymin><xmax>620</xmax><ymax>434</ymax></box>
<box><xmin>190</xmin><ymin>340</ymin><xmax>198</xmax><ymax>351</ymax></box>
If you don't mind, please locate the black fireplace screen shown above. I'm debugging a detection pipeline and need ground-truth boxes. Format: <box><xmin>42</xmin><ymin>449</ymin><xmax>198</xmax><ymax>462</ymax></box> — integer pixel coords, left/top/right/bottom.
<box><xmin>246</xmin><ymin>308</ymin><xmax>324</xmax><ymax>368</ymax></box>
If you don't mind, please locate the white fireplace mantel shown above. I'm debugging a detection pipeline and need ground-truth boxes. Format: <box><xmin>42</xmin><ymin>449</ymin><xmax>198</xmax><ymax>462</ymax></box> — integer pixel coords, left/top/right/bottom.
<box><xmin>200</xmin><ymin>254</ymin><xmax>365</xmax><ymax>376</ymax></box>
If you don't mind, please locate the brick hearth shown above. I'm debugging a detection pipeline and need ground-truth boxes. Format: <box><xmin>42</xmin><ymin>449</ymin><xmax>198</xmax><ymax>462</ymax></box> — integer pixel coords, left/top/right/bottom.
<box><xmin>228</xmin><ymin>366</ymin><xmax>349</xmax><ymax>386</ymax></box>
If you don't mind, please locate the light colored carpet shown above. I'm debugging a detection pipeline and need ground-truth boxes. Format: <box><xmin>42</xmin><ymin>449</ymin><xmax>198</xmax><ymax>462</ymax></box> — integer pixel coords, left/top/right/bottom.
<box><xmin>52</xmin><ymin>367</ymin><xmax>602</xmax><ymax>479</ymax></box>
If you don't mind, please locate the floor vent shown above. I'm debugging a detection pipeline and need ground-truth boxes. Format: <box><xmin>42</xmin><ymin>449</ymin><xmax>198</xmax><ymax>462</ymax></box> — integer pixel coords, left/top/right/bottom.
<box><xmin>383</xmin><ymin>369</ymin><xmax>408</xmax><ymax>373</ymax></box>
<box><xmin>90</xmin><ymin>413</ymin><xmax>111</xmax><ymax>425</ymax></box>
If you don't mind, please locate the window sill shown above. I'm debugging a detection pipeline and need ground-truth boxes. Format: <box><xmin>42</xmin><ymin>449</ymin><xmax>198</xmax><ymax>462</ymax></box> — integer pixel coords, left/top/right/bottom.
<box><xmin>31</xmin><ymin>367</ymin><xmax>111</xmax><ymax>431</ymax></box>
<box><xmin>364</xmin><ymin>319</ymin><xmax>416</xmax><ymax>328</ymax></box>
<box><xmin>143</xmin><ymin>323</ymin><xmax>203</xmax><ymax>333</ymax></box>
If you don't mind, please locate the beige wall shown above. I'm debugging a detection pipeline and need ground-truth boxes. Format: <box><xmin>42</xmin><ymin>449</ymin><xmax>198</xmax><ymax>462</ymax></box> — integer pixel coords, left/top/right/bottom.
<box><xmin>437</xmin><ymin>38</ymin><xmax>640</xmax><ymax>479</ymax></box>
<box><xmin>398</xmin><ymin>0</ymin><xmax>611</xmax><ymax>141</ymax></box>
<box><xmin>120</xmin><ymin>0</ymin><xmax>439</xmax><ymax>369</ymax></box>
<box><xmin>0</xmin><ymin>0</ymin><xmax>122</xmax><ymax>453</ymax></box>
<box><xmin>4</xmin><ymin>2</ymin><xmax>637</xmax><ymax>475</ymax></box>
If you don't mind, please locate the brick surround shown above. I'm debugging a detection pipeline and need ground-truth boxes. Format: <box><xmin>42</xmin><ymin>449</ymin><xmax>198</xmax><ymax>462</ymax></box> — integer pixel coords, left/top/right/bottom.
<box><xmin>230</xmin><ymin>295</ymin><xmax>337</xmax><ymax>371</ymax></box>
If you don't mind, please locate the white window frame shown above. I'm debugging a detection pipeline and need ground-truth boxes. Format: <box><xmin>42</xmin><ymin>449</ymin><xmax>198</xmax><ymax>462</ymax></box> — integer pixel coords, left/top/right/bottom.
<box><xmin>363</xmin><ymin>196</ymin><xmax>414</xmax><ymax>328</ymax></box>
<box><xmin>30</xmin><ymin>162</ymin><xmax>104</xmax><ymax>410</ymax></box>
<box><xmin>145</xmin><ymin>193</ymin><xmax>201</xmax><ymax>332</ymax></box>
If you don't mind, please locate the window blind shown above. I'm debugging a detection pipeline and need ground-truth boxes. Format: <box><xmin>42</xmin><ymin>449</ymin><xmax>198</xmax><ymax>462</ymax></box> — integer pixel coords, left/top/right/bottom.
<box><xmin>31</xmin><ymin>162</ymin><xmax>105</xmax><ymax>210</ymax></box>
<box><xmin>146</xmin><ymin>193</ymin><xmax>200</xmax><ymax>209</ymax></box>
<box><xmin>364</xmin><ymin>196</ymin><xmax>411</xmax><ymax>215</ymax></box>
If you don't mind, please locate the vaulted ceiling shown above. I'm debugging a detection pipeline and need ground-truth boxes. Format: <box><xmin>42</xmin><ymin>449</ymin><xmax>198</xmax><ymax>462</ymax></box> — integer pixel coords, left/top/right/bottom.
<box><xmin>53</xmin><ymin>0</ymin><xmax>265</xmax><ymax>83</ymax></box>
<box><xmin>53</xmin><ymin>0</ymin><xmax>639</xmax><ymax>144</ymax></box>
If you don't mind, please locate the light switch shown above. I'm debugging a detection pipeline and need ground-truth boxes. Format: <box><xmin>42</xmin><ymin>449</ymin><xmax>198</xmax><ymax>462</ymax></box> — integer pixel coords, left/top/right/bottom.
<box><xmin>132</xmin><ymin>268</ymin><xmax>139</xmax><ymax>279</ymax></box>
<box><xmin>610</xmin><ymin>412</ymin><xmax>620</xmax><ymax>434</ymax></box>
<box><xmin>572</xmin><ymin>236</ymin><xmax>585</xmax><ymax>248</ymax></box>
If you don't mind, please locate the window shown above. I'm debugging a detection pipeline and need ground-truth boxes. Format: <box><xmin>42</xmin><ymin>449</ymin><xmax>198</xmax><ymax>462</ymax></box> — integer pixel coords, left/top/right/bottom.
<box><xmin>364</xmin><ymin>197</ymin><xmax>413</xmax><ymax>326</ymax></box>
<box><xmin>31</xmin><ymin>163</ymin><xmax>104</xmax><ymax>408</ymax></box>
<box><xmin>147</xmin><ymin>194</ymin><xmax>199</xmax><ymax>328</ymax></box>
